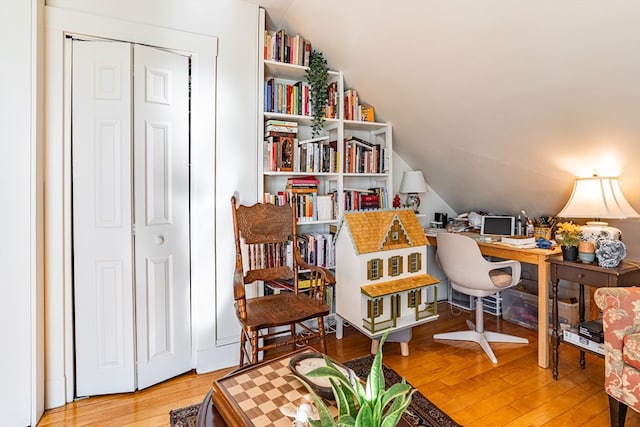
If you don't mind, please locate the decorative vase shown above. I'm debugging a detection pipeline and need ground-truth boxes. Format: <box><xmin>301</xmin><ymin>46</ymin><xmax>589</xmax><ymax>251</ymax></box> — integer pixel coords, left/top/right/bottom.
<box><xmin>578</xmin><ymin>241</ymin><xmax>596</xmax><ymax>263</ymax></box>
<box><xmin>561</xmin><ymin>245</ymin><xmax>578</xmax><ymax>262</ymax></box>
<box><xmin>596</xmin><ymin>240</ymin><xmax>627</xmax><ymax>268</ymax></box>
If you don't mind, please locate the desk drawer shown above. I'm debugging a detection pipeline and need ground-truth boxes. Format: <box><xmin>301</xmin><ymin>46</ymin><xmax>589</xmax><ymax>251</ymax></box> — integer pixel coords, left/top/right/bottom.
<box><xmin>553</xmin><ymin>264</ymin><xmax>609</xmax><ymax>286</ymax></box>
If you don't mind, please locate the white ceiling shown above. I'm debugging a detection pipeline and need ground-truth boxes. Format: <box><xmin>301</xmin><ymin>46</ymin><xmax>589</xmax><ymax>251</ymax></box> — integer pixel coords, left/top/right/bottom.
<box><xmin>250</xmin><ymin>0</ymin><xmax>640</xmax><ymax>219</ymax></box>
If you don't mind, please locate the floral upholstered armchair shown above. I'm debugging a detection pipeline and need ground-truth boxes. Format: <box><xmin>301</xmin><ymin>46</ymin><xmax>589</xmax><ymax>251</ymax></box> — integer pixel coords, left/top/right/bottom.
<box><xmin>594</xmin><ymin>287</ymin><xmax>640</xmax><ymax>427</ymax></box>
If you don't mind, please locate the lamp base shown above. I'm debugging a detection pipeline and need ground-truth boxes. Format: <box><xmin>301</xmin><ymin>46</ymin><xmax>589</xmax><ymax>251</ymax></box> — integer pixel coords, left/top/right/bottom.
<box><xmin>406</xmin><ymin>193</ymin><xmax>421</xmax><ymax>213</ymax></box>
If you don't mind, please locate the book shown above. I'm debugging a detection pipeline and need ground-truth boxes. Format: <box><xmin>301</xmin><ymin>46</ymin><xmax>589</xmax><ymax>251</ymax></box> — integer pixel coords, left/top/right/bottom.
<box><xmin>563</xmin><ymin>329</ymin><xmax>605</xmax><ymax>355</ymax></box>
<box><xmin>298</xmin><ymin>136</ymin><xmax>330</xmax><ymax>145</ymax></box>
<box><xmin>577</xmin><ymin>319</ymin><xmax>604</xmax><ymax>343</ymax></box>
<box><xmin>265</xmin><ymin>125</ymin><xmax>298</xmax><ymax>134</ymax></box>
<box><xmin>501</xmin><ymin>236</ymin><xmax>536</xmax><ymax>246</ymax></box>
<box><xmin>265</xmin><ymin>119</ymin><xmax>298</xmax><ymax>127</ymax></box>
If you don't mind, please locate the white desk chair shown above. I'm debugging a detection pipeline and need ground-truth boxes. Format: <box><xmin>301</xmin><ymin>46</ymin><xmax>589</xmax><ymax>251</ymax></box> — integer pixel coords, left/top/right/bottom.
<box><xmin>434</xmin><ymin>232</ymin><xmax>528</xmax><ymax>363</ymax></box>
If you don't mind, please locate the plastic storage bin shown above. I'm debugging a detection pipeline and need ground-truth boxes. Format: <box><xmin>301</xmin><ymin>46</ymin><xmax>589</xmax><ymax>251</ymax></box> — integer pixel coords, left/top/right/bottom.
<box><xmin>502</xmin><ymin>285</ymin><xmax>579</xmax><ymax>330</ymax></box>
<box><xmin>449</xmin><ymin>288</ymin><xmax>502</xmax><ymax>316</ymax></box>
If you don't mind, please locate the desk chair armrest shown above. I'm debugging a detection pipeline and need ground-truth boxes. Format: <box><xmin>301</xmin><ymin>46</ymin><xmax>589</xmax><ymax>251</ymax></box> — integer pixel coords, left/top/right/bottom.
<box><xmin>487</xmin><ymin>259</ymin><xmax>521</xmax><ymax>288</ymax></box>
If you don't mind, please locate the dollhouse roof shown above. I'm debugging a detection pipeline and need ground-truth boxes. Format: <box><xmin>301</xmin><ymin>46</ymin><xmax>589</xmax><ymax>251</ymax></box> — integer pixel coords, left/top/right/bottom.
<box><xmin>336</xmin><ymin>209</ymin><xmax>428</xmax><ymax>255</ymax></box>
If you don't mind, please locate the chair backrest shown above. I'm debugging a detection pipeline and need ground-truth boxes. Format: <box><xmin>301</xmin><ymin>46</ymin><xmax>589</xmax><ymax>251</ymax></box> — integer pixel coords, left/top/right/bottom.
<box><xmin>436</xmin><ymin>232</ymin><xmax>517</xmax><ymax>291</ymax></box>
<box><xmin>231</xmin><ymin>196</ymin><xmax>299</xmax><ymax>301</ymax></box>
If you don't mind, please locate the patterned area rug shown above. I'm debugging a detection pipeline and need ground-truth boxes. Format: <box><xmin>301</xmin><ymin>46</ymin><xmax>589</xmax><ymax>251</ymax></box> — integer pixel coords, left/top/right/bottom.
<box><xmin>343</xmin><ymin>354</ymin><xmax>462</xmax><ymax>427</ymax></box>
<box><xmin>169</xmin><ymin>403</ymin><xmax>199</xmax><ymax>427</ymax></box>
<box><xmin>169</xmin><ymin>354</ymin><xmax>462</xmax><ymax>427</ymax></box>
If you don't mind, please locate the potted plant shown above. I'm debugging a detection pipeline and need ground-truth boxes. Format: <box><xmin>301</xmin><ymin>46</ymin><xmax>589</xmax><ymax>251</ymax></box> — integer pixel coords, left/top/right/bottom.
<box><xmin>297</xmin><ymin>331</ymin><xmax>414</xmax><ymax>427</ymax></box>
<box><xmin>305</xmin><ymin>49</ymin><xmax>329</xmax><ymax>137</ymax></box>
<box><xmin>555</xmin><ymin>221</ymin><xmax>582</xmax><ymax>261</ymax></box>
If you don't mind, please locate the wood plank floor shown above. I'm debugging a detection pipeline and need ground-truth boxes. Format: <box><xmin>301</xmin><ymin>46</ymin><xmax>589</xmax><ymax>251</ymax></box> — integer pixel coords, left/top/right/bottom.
<box><xmin>38</xmin><ymin>302</ymin><xmax>639</xmax><ymax>426</ymax></box>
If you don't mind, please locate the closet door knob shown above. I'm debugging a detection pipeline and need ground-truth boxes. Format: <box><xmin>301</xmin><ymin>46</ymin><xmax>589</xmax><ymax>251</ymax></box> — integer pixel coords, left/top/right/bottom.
<box><xmin>154</xmin><ymin>235</ymin><xmax>165</xmax><ymax>245</ymax></box>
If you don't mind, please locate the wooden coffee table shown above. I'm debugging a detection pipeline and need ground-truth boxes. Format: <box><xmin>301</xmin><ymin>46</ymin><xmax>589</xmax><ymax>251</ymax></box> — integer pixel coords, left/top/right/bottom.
<box><xmin>209</xmin><ymin>348</ymin><xmax>337</xmax><ymax>426</ymax></box>
<box><xmin>201</xmin><ymin>347</ymin><xmax>417</xmax><ymax>427</ymax></box>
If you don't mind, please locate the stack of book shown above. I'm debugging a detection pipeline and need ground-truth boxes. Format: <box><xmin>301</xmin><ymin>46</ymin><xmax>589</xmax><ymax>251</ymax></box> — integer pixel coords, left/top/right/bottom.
<box><xmin>563</xmin><ymin>318</ymin><xmax>604</xmax><ymax>355</ymax></box>
<box><xmin>501</xmin><ymin>235</ymin><xmax>536</xmax><ymax>247</ymax></box>
<box><xmin>264</xmin><ymin>120</ymin><xmax>297</xmax><ymax>172</ymax></box>
<box><xmin>286</xmin><ymin>176</ymin><xmax>318</xmax><ymax>222</ymax></box>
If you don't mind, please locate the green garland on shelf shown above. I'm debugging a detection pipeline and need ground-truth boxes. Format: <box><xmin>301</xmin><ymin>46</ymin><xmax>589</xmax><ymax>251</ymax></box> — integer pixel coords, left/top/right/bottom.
<box><xmin>305</xmin><ymin>49</ymin><xmax>329</xmax><ymax>137</ymax></box>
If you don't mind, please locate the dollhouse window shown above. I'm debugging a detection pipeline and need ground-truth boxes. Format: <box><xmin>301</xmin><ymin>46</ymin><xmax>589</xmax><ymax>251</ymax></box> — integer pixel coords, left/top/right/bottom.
<box><xmin>367</xmin><ymin>258</ymin><xmax>383</xmax><ymax>280</ymax></box>
<box><xmin>367</xmin><ymin>298</ymin><xmax>384</xmax><ymax>317</ymax></box>
<box><xmin>408</xmin><ymin>290</ymin><xmax>421</xmax><ymax>308</ymax></box>
<box><xmin>388</xmin><ymin>255</ymin><xmax>403</xmax><ymax>276</ymax></box>
<box><xmin>408</xmin><ymin>252</ymin><xmax>422</xmax><ymax>272</ymax></box>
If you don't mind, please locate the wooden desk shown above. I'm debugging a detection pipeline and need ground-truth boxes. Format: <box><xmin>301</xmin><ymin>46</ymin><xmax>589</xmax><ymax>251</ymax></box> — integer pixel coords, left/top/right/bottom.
<box><xmin>427</xmin><ymin>232</ymin><xmax>561</xmax><ymax>368</ymax></box>
<box><xmin>550</xmin><ymin>257</ymin><xmax>640</xmax><ymax>379</ymax></box>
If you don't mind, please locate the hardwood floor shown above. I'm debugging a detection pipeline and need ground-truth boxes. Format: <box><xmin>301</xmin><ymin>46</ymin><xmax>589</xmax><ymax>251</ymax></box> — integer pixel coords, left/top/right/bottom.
<box><xmin>38</xmin><ymin>303</ymin><xmax>638</xmax><ymax>426</ymax></box>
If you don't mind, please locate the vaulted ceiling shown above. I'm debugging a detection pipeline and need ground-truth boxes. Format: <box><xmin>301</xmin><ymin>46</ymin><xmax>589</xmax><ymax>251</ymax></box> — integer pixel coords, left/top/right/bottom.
<box><xmin>249</xmin><ymin>0</ymin><xmax>640</xmax><ymax>220</ymax></box>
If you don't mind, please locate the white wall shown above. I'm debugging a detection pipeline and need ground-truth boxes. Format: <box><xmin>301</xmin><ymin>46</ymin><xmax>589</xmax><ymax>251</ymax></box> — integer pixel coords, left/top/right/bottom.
<box><xmin>393</xmin><ymin>153</ymin><xmax>455</xmax><ymax>299</ymax></box>
<box><xmin>1</xmin><ymin>1</ymin><xmax>45</xmax><ymax>425</ymax></box>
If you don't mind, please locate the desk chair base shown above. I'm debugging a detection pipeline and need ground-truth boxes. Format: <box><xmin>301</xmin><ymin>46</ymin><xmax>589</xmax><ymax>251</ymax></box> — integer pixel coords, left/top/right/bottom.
<box><xmin>434</xmin><ymin>297</ymin><xmax>528</xmax><ymax>364</ymax></box>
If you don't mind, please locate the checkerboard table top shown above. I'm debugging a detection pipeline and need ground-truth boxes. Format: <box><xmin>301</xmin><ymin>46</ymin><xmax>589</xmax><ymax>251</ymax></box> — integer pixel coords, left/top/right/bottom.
<box><xmin>214</xmin><ymin>348</ymin><xmax>339</xmax><ymax>426</ymax></box>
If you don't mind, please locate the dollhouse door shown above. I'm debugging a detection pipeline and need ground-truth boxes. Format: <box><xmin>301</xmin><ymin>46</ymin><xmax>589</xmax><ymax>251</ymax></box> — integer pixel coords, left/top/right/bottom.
<box><xmin>72</xmin><ymin>39</ymin><xmax>191</xmax><ymax>395</ymax></box>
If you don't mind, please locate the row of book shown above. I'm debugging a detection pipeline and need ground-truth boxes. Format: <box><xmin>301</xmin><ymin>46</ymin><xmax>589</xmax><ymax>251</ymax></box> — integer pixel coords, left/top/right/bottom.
<box><xmin>264</xmin><ymin>29</ymin><xmax>312</xmax><ymax>67</ymax></box>
<box><xmin>265</xmin><ymin>78</ymin><xmax>339</xmax><ymax>119</ymax></box>
<box><xmin>264</xmin><ymin>134</ymin><xmax>339</xmax><ymax>173</ymax></box>
<box><xmin>263</xmin><ymin>191</ymin><xmax>335</xmax><ymax>222</ymax></box>
<box><xmin>343</xmin><ymin>187</ymin><xmax>388</xmax><ymax>211</ymax></box>
<box><xmin>297</xmin><ymin>231</ymin><xmax>335</xmax><ymax>268</ymax></box>
<box><xmin>245</xmin><ymin>241</ymin><xmax>292</xmax><ymax>272</ymax></box>
<box><xmin>263</xmin><ymin>131</ymin><xmax>387</xmax><ymax>175</ymax></box>
<box><xmin>344</xmin><ymin>88</ymin><xmax>375</xmax><ymax>122</ymax></box>
<box><xmin>344</xmin><ymin>136</ymin><xmax>387</xmax><ymax>174</ymax></box>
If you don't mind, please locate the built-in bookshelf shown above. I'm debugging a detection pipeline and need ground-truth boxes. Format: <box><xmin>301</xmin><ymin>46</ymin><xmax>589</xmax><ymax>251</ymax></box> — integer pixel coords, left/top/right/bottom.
<box><xmin>258</xmin><ymin>9</ymin><xmax>393</xmax><ymax>222</ymax></box>
<box><xmin>258</xmin><ymin>9</ymin><xmax>393</xmax><ymax>331</ymax></box>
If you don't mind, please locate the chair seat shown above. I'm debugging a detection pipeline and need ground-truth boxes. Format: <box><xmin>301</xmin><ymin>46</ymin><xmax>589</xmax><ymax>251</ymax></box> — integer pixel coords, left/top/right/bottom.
<box><xmin>240</xmin><ymin>293</ymin><xmax>330</xmax><ymax>331</ymax></box>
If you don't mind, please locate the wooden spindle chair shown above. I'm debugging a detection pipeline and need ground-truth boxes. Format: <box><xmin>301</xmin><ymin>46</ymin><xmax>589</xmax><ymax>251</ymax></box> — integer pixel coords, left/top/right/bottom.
<box><xmin>231</xmin><ymin>196</ymin><xmax>334</xmax><ymax>368</ymax></box>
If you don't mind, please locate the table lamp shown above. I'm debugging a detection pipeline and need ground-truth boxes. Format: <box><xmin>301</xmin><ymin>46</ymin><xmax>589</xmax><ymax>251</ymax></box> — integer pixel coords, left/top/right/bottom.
<box><xmin>399</xmin><ymin>170</ymin><xmax>427</xmax><ymax>213</ymax></box>
<box><xmin>557</xmin><ymin>174</ymin><xmax>640</xmax><ymax>242</ymax></box>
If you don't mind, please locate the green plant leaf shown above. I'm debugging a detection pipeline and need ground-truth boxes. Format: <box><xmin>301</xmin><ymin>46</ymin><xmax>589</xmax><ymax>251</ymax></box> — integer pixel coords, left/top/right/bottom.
<box><xmin>365</xmin><ymin>331</ymin><xmax>388</xmax><ymax>403</ymax></box>
<box><xmin>293</xmin><ymin>373</ymin><xmax>337</xmax><ymax>426</ymax></box>
<box><xmin>354</xmin><ymin>402</ymin><xmax>374</xmax><ymax>427</ymax></box>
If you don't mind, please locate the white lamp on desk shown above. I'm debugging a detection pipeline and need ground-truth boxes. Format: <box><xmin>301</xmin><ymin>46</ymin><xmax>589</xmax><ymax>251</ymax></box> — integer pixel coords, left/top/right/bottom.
<box><xmin>399</xmin><ymin>170</ymin><xmax>427</xmax><ymax>213</ymax></box>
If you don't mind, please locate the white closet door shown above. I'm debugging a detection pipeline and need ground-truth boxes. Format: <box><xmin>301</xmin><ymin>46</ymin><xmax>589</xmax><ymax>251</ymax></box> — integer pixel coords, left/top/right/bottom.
<box><xmin>72</xmin><ymin>40</ymin><xmax>136</xmax><ymax>395</ymax></box>
<box><xmin>73</xmin><ymin>40</ymin><xmax>191</xmax><ymax>395</ymax></box>
<box><xmin>133</xmin><ymin>44</ymin><xmax>191</xmax><ymax>390</ymax></box>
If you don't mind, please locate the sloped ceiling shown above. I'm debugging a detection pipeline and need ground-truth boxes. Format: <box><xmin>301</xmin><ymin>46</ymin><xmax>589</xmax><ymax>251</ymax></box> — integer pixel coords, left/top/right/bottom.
<box><xmin>250</xmin><ymin>0</ymin><xmax>640</xmax><ymax>220</ymax></box>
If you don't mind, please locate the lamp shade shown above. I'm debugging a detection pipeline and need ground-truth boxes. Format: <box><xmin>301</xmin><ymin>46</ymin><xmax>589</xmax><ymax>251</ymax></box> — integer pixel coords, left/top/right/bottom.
<box><xmin>557</xmin><ymin>176</ymin><xmax>640</xmax><ymax>220</ymax></box>
<box><xmin>399</xmin><ymin>170</ymin><xmax>427</xmax><ymax>194</ymax></box>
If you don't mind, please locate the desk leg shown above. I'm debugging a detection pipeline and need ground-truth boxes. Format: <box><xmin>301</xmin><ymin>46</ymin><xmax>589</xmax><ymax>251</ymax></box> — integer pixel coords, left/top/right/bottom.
<box><xmin>579</xmin><ymin>284</ymin><xmax>586</xmax><ymax>369</ymax></box>
<box><xmin>537</xmin><ymin>258</ymin><xmax>550</xmax><ymax>368</ymax></box>
<box><xmin>552</xmin><ymin>277</ymin><xmax>560</xmax><ymax>380</ymax></box>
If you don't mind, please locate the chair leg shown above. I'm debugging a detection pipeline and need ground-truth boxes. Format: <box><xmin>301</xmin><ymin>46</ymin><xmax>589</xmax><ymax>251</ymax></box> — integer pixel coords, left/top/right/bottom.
<box><xmin>239</xmin><ymin>329</ymin><xmax>247</xmax><ymax>368</ymax></box>
<box><xmin>317</xmin><ymin>316</ymin><xmax>327</xmax><ymax>354</ymax></box>
<box><xmin>250</xmin><ymin>331</ymin><xmax>259</xmax><ymax>365</ymax></box>
<box><xmin>609</xmin><ymin>395</ymin><xmax>628</xmax><ymax>427</ymax></box>
<box><xmin>434</xmin><ymin>297</ymin><xmax>527</xmax><ymax>364</ymax></box>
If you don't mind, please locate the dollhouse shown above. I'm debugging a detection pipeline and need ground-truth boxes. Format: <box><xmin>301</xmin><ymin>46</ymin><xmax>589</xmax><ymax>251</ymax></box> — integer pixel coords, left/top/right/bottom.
<box><xmin>334</xmin><ymin>209</ymin><xmax>439</xmax><ymax>338</ymax></box>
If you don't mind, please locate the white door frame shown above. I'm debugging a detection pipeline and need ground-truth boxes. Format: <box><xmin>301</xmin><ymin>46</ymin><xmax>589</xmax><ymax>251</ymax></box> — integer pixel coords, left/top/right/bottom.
<box><xmin>44</xmin><ymin>7</ymin><xmax>219</xmax><ymax>406</ymax></box>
